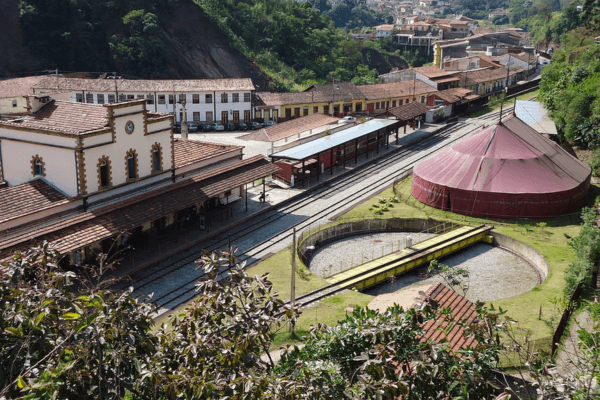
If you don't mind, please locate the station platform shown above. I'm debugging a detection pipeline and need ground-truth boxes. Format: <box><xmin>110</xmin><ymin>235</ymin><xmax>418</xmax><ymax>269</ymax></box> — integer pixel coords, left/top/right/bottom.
<box><xmin>326</xmin><ymin>224</ymin><xmax>494</xmax><ymax>291</ymax></box>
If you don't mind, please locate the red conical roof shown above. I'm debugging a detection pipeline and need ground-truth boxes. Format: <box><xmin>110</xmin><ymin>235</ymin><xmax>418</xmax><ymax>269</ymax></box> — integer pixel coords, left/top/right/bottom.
<box><xmin>412</xmin><ymin>115</ymin><xmax>591</xmax><ymax>218</ymax></box>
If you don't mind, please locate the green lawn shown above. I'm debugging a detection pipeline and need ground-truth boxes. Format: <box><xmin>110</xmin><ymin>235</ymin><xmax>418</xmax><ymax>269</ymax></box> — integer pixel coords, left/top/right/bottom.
<box><xmin>340</xmin><ymin>177</ymin><xmax>595</xmax><ymax>348</ymax></box>
<box><xmin>247</xmin><ymin>248</ymin><xmax>372</xmax><ymax>348</ymax></box>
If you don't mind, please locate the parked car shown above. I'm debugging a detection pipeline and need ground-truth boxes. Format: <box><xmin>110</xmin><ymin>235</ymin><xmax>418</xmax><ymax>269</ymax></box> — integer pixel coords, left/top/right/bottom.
<box><xmin>187</xmin><ymin>123</ymin><xmax>199</xmax><ymax>133</ymax></box>
<box><xmin>247</xmin><ymin>121</ymin><xmax>262</xmax><ymax>130</ymax></box>
<box><xmin>225</xmin><ymin>123</ymin><xmax>237</xmax><ymax>131</ymax></box>
<box><xmin>338</xmin><ymin>116</ymin><xmax>357</xmax><ymax>125</ymax></box>
<box><xmin>200</xmin><ymin>123</ymin><xmax>212</xmax><ymax>132</ymax></box>
<box><xmin>173</xmin><ymin>123</ymin><xmax>181</xmax><ymax>133</ymax></box>
<box><xmin>210</xmin><ymin>123</ymin><xmax>225</xmax><ymax>131</ymax></box>
<box><xmin>236</xmin><ymin>122</ymin><xmax>249</xmax><ymax>131</ymax></box>
<box><xmin>262</xmin><ymin>120</ymin><xmax>277</xmax><ymax>128</ymax></box>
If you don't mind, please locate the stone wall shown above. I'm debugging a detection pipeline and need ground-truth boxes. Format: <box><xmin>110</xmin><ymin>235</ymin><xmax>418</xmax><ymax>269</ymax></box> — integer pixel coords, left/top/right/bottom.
<box><xmin>491</xmin><ymin>231</ymin><xmax>549</xmax><ymax>281</ymax></box>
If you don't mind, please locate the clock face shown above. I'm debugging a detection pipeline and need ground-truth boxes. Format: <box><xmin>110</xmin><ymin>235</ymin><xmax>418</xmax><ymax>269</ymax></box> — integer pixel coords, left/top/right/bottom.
<box><xmin>125</xmin><ymin>121</ymin><xmax>135</xmax><ymax>134</ymax></box>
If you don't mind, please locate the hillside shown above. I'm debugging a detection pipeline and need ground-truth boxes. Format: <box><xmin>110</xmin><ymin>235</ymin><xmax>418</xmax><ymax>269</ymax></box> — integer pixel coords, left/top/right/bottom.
<box><xmin>0</xmin><ymin>0</ymin><xmax>271</xmax><ymax>88</ymax></box>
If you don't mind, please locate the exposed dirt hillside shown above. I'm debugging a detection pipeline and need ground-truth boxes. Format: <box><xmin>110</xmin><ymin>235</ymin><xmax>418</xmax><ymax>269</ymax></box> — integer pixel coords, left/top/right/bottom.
<box><xmin>362</xmin><ymin>48</ymin><xmax>409</xmax><ymax>74</ymax></box>
<box><xmin>0</xmin><ymin>0</ymin><xmax>41</xmax><ymax>77</ymax></box>
<box><xmin>0</xmin><ymin>0</ymin><xmax>271</xmax><ymax>88</ymax></box>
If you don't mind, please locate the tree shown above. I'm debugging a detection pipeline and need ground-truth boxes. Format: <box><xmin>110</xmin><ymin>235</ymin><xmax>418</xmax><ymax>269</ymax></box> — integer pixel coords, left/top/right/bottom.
<box><xmin>276</xmin><ymin>302</ymin><xmax>503</xmax><ymax>399</ymax></box>
<box><xmin>0</xmin><ymin>243</ymin><xmax>157</xmax><ymax>400</ymax></box>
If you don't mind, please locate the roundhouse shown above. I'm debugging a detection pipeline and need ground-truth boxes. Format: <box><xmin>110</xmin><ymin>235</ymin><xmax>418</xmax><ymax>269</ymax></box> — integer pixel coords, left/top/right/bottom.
<box><xmin>411</xmin><ymin>115</ymin><xmax>591</xmax><ymax>218</ymax></box>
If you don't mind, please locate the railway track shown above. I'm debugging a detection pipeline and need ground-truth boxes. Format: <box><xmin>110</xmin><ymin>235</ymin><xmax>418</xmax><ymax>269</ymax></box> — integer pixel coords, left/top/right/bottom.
<box><xmin>131</xmin><ymin>106</ymin><xmax>515</xmax><ymax>317</ymax></box>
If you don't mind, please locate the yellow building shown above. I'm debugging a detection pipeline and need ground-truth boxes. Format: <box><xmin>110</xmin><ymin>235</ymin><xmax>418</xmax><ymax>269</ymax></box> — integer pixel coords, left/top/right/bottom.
<box><xmin>0</xmin><ymin>76</ymin><xmax>46</xmax><ymax>115</ymax></box>
<box><xmin>255</xmin><ymin>82</ymin><xmax>367</xmax><ymax>120</ymax></box>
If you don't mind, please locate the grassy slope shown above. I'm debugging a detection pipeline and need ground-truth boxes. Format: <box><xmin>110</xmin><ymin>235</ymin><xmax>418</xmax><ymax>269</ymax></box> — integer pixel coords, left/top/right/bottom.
<box><xmin>247</xmin><ymin>248</ymin><xmax>372</xmax><ymax>347</ymax></box>
<box><xmin>340</xmin><ymin>177</ymin><xmax>593</xmax><ymax>345</ymax></box>
<box><xmin>248</xmin><ymin>174</ymin><xmax>595</xmax><ymax>351</ymax></box>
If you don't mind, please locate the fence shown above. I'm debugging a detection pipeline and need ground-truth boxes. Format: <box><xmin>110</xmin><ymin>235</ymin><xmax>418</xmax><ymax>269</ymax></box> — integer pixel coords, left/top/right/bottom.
<box><xmin>297</xmin><ymin>218</ymin><xmax>461</xmax><ymax>278</ymax></box>
<box><xmin>551</xmin><ymin>282</ymin><xmax>584</xmax><ymax>357</ymax></box>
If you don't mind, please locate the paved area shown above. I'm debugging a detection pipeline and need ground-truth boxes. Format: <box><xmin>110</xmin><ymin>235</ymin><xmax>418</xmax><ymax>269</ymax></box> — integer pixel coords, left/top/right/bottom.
<box><xmin>180</xmin><ymin>119</ymin><xmax>427</xmax><ymax>159</ymax></box>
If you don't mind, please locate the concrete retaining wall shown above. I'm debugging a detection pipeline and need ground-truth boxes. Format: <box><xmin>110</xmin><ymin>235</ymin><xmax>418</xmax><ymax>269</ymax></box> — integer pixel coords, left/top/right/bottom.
<box><xmin>490</xmin><ymin>231</ymin><xmax>549</xmax><ymax>281</ymax></box>
<box><xmin>298</xmin><ymin>218</ymin><xmax>550</xmax><ymax>284</ymax></box>
<box><xmin>298</xmin><ymin>218</ymin><xmax>451</xmax><ymax>266</ymax></box>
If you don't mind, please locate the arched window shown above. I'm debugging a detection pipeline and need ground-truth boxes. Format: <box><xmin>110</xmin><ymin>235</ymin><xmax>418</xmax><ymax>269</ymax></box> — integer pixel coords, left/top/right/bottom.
<box><xmin>125</xmin><ymin>150</ymin><xmax>138</xmax><ymax>181</ymax></box>
<box><xmin>31</xmin><ymin>155</ymin><xmax>45</xmax><ymax>177</ymax></box>
<box><xmin>97</xmin><ymin>156</ymin><xmax>112</xmax><ymax>190</ymax></box>
<box><xmin>151</xmin><ymin>144</ymin><xmax>162</xmax><ymax>173</ymax></box>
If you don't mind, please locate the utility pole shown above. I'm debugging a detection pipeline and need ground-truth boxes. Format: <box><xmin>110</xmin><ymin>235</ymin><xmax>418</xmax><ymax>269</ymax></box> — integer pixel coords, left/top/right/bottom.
<box><xmin>290</xmin><ymin>227</ymin><xmax>296</xmax><ymax>334</ymax></box>
<box><xmin>331</xmin><ymin>78</ymin><xmax>336</xmax><ymax>117</ymax></box>
<box><xmin>181</xmin><ymin>96</ymin><xmax>188</xmax><ymax>139</ymax></box>
<box><xmin>505</xmin><ymin>54</ymin><xmax>511</xmax><ymax>90</ymax></box>
<box><xmin>113</xmin><ymin>72</ymin><xmax>118</xmax><ymax>100</ymax></box>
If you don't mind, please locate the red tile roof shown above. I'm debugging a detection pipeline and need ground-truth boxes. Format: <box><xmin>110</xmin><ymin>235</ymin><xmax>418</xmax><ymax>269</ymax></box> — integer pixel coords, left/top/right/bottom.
<box><xmin>0</xmin><ymin>179</ymin><xmax>70</xmax><ymax>224</ymax></box>
<box><xmin>359</xmin><ymin>81</ymin><xmax>437</xmax><ymax>101</ymax></box>
<box><xmin>238</xmin><ymin>113</ymin><xmax>340</xmax><ymax>142</ymax></box>
<box><xmin>0</xmin><ymin>100</ymin><xmax>109</xmax><ymax>135</ymax></box>
<box><xmin>413</xmin><ymin>66</ymin><xmax>458</xmax><ymax>79</ymax></box>
<box><xmin>459</xmin><ymin>67</ymin><xmax>522</xmax><ymax>85</ymax></box>
<box><xmin>34</xmin><ymin>77</ymin><xmax>255</xmax><ymax>92</ymax></box>
<box><xmin>0</xmin><ymin>156</ymin><xmax>279</xmax><ymax>258</ymax></box>
<box><xmin>173</xmin><ymin>139</ymin><xmax>242</xmax><ymax>168</ymax></box>
<box><xmin>0</xmin><ymin>76</ymin><xmax>46</xmax><ymax>99</ymax></box>
<box><xmin>419</xmin><ymin>283</ymin><xmax>479</xmax><ymax>352</ymax></box>
<box><xmin>375</xmin><ymin>101</ymin><xmax>428</xmax><ymax>121</ymax></box>
<box><xmin>434</xmin><ymin>87</ymin><xmax>474</xmax><ymax>103</ymax></box>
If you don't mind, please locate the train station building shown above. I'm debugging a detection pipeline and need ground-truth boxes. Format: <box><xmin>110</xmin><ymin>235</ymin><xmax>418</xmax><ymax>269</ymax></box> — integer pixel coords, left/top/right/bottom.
<box><xmin>0</xmin><ymin>97</ymin><xmax>278</xmax><ymax>266</ymax></box>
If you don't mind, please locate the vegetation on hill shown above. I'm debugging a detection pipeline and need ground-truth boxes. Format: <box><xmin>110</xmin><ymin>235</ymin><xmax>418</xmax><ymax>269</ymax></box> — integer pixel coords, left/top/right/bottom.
<box><xmin>193</xmin><ymin>0</ymin><xmax>410</xmax><ymax>90</ymax></box>
<box><xmin>308</xmin><ymin>0</ymin><xmax>393</xmax><ymax>30</ymax></box>
<box><xmin>1</xmin><ymin>245</ymin><xmax>504</xmax><ymax>399</ymax></box>
<box><xmin>18</xmin><ymin>0</ymin><xmax>177</xmax><ymax>77</ymax></box>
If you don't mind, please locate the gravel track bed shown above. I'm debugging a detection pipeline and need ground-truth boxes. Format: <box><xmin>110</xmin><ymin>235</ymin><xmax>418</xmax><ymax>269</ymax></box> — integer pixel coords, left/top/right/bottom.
<box><xmin>309</xmin><ymin>234</ymin><xmax>540</xmax><ymax>302</ymax></box>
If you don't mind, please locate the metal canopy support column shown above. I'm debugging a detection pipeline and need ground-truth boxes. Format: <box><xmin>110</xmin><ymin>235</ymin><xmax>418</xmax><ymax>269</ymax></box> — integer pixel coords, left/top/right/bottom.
<box><xmin>354</xmin><ymin>139</ymin><xmax>358</xmax><ymax>165</ymax></box>
<box><xmin>396</xmin><ymin>123</ymin><xmax>400</xmax><ymax>144</ymax></box>
<box><xmin>365</xmin><ymin>133</ymin><xmax>369</xmax><ymax>159</ymax></box>
<box><xmin>302</xmin><ymin>159</ymin><xmax>306</xmax><ymax>185</ymax></box>
<box><xmin>330</xmin><ymin>148</ymin><xmax>334</xmax><ymax>175</ymax></box>
<box><xmin>376</xmin><ymin>130</ymin><xmax>380</xmax><ymax>154</ymax></box>
<box><xmin>262</xmin><ymin>179</ymin><xmax>266</xmax><ymax>202</ymax></box>
<box><xmin>316</xmin><ymin>154</ymin><xmax>320</xmax><ymax>181</ymax></box>
<box><xmin>387</xmin><ymin>127</ymin><xmax>390</xmax><ymax>149</ymax></box>
<box><xmin>245</xmin><ymin>183</ymin><xmax>248</xmax><ymax>211</ymax></box>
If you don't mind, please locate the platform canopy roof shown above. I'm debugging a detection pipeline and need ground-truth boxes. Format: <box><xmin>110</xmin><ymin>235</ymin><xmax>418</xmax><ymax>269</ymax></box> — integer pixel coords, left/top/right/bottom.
<box><xmin>412</xmin><ymin>114</ymin><xmax>591</xmax><ymax>218</ymax></box>
<box><xmin>270</xmin><ymin>119</ymin><xmax>398</xmax><ymax>162</ymax></box>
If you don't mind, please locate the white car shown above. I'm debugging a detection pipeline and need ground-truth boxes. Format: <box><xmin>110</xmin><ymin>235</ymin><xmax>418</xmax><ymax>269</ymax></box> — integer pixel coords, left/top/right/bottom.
<box><xmin>338</xmin><ymin>116</ymin><xmax>356</xmax><ymax>125</ymax></box>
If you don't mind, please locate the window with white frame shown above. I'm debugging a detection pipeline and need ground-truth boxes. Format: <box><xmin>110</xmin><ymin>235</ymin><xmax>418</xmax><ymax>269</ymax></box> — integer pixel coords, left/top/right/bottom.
<box><xmin>206</xmin><ymin>111</ymin><xmax>213</xmax><ymax>122</ymax></box>
<box><xmin>97</xmin><ymin>94</ymin><xmax>105</xmax><ymax>104</ymax></box>
<box><xmin>85</xmin><ymin>93</ymin><xmax>93</xmax><ymax>103</ymax></box>
<box><xmin>192</xmin><ymin>94</ymin><xmax>200</xmax><ymax>104</ymax></box>
<box><xmin>193</xmin><ymin>112</ymin><xmax>200</xmax><ymax>121</ymax></box>
<box><xmin>178</xmin><ymin>94</ymin><xmax>185</xmax><ymax>104</ymax></box>
<box><xmin>158</xmin><ymin>95</ymin><xmax>166</xmax><ymax>104</ymax></box>
<box><xmin>205</xmin><ymin>94</ymin><xmax>213</xmax><ymax>104</ymax></box>
<box><xmin>76</xmin><ymin>93</ymin><xmax>83</xmax><ymax>102</ymax></box>
<box><xmin>147</xmin><ymin>94</ymin><xmax>154</xmax><ymax>104</ymax></box>
<box><xmin>244</xmin><ymin>93</ymin><xmax>251</xmax><ymax>102</ymax></box>
<box><xmin>168</xmin><ymin>94</ymin><xmax>174</xmax><ymax>104</ymax></box>
<box><xmin>221</xmin><ymin>93</ymin><xmax>228</xmax><ymax>103</ymax></box>
<box><xmin>108</xmin><ymin>94</ymin><xmax>116</xmax><ymax>103</ymax></box>
<box><xmin>232</xmin><ymin>93</ymin><xmax>239</xmax><ymax>103</ymax></box>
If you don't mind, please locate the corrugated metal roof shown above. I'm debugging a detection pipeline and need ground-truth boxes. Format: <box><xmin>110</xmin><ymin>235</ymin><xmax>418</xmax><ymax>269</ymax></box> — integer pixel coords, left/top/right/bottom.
<box><xmin>270</xmin><ymin>119</ymin><xmax>397</xmax><ymax>161</ymax></box>
<box><xmin>514</xmin><ymin>100</ymin><xmax>557</xmax><ymax>135</ymax></box>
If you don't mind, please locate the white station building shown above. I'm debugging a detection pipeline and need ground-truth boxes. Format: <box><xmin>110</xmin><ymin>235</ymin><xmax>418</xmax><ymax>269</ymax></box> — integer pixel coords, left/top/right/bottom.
<box><xmin>32</xmin><ymin>77</ymin><xmax>256</xmax><ymax>124</ymax></box>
